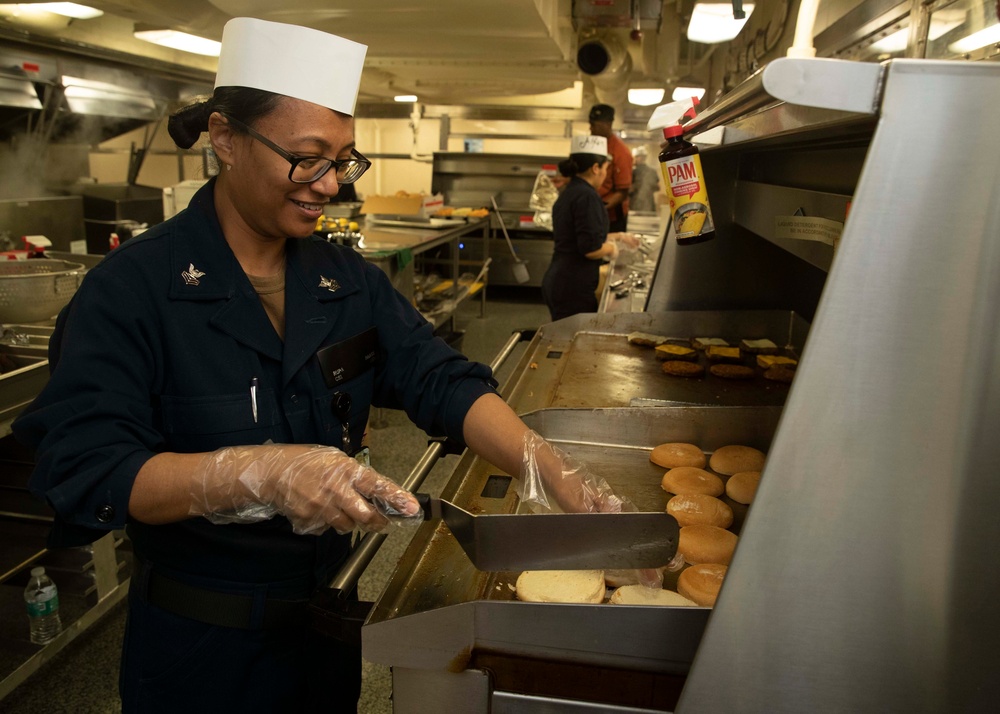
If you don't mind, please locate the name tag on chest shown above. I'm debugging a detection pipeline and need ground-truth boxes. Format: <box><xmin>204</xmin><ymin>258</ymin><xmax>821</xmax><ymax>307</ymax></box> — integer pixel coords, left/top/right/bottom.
<box><xmin>315</xmin><ymin>327</ymin><xmax>379</xmax><ymax>388</ymax></box>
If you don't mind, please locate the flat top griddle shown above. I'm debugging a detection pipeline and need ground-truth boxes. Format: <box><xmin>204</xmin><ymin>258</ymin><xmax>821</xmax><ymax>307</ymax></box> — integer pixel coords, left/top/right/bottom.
<box><xmin>365</xmin><ymin>406</ymin><xmax>782</xmax><ymax>674</ymax></box>
<box><xmin>503</xmin><ymin>311</ymin><xmax>808</xmax><ymax>412</ymax></box>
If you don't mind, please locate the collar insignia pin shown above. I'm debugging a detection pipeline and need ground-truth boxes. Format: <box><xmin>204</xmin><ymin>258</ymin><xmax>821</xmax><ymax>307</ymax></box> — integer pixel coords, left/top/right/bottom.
<box><xmin>181</xmin><ymin>263</ymin><xmax>206</xmax><ymax>286</ymax></box>
<box><xmin>319</xmin><ymin>276</ymin><xmax>340</xmax><ymax>293</ymax></box>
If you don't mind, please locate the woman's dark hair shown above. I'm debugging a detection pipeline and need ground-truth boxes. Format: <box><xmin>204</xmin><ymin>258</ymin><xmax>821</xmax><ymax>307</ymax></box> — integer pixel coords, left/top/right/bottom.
<box><xmin>559</xmin><ymin>154</ymin><xmax>606</xmax><ymax>177</ymax></box>
<box><xmin>167</xmin><ymin>86</ymin><xmax>284</xmax><ymax>149</ymax></box>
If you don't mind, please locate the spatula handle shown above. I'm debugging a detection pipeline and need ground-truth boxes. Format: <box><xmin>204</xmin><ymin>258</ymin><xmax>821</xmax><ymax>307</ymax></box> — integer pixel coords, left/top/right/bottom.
<box><xmin>415</xmin><ymin>493</ymin><xmax>435</xmax><ymax>519</ymax></box>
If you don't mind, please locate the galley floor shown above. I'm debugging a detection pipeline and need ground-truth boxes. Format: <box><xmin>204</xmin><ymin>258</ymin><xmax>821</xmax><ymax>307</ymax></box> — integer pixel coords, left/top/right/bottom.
<box><xmin>2</xmin><ymin>285</ymin><xmax>551</xmax><ymax>714</ymax></box>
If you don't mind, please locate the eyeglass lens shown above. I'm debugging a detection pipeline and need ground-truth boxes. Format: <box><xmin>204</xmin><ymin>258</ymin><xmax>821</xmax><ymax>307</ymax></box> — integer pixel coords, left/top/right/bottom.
<box><xmin>291</xmin><ymin>156</ymin><xmax>367</xmax><ymax>184</ymax></box>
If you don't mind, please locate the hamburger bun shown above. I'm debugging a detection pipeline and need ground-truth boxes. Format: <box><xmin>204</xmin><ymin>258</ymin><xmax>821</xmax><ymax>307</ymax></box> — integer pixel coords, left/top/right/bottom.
<box><xmin>726</xmin><ymin>470</ymin><xmax>762</xmax><ymax>504</ymax></box>
<box><xmin>709</xmin><ymin>445</ymin><xmax>766</xmax><ymax>475</ymax></box>
<box><xmin>650</xmin><ymin>442</ymin><xmax>706</xmax><ymax>469</ymax></box>
<box><xmin>515</xmin><ymin>570</ymin><xmax>606</xmax><ymax>603</ymax></box>
<box><xmin>627</xmin><ymin>332</ymin><xmax>667</xmax><ymax>347</ymax></box>
<box><xmin>667</xmin><ymin>493</ymin><xmax>734</xmax><ymax>529</ymax></box>
<box><xmin>609</xmin><ymin>585</ymin><xmax>697</xmax><ymax>607</ymax></box>
<box><xmin>677</xmin><ymin>564</ymin><xmax>728</xmax><ymax>606</ymax></box>
<box><xmin>661</xmin><ymin>467</ymin><xmax>724</xmax><ymax>497</ymax></box>
<box><xmin>678</xmin><ymin>525</ymin><xmax>739</xmax><ymax>565</ymax></box>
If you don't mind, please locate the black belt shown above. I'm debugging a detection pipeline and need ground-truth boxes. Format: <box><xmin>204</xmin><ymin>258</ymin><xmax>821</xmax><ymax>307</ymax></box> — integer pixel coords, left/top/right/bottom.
<box><xmin>142</xmin><ymin>566</ymin><xmax>309</xmax><ymax>631</ymax></box>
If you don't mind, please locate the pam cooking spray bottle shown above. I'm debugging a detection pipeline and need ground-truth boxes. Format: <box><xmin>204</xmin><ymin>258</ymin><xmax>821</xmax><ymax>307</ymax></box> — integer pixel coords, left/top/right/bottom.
<box><xmin>647</xmin><ymin>99</ymin><xmax>716</xmax><ymax>245</ymax></box>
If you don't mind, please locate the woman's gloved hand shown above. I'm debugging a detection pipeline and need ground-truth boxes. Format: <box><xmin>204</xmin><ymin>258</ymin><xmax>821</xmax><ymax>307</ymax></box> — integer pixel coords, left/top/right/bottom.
<box><xmin>518</xmin><ymin>429</ymin><xmax>627</xmax><ymax>514</ymax></box>
<box><xmin>604</xmin><ymin>240</ymin><xmax>620</xmax><ymax>260</ymax></box>
<box><xmin>609</xmin><ymin>232</ymin><xmax>641</xmax><ymax>249</ymax></box>
<box><xmin>518</xmin><ymin>430</ymin><xmax>664</xmax><ymax>588</ymax></box>
<box><xmin>190</xmin><ymin>444</ymin><xmax>420</xmax><ymax>535</ymax></box>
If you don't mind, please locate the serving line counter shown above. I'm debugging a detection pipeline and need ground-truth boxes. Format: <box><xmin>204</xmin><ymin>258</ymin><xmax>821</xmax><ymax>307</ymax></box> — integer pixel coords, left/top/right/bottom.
<box><xmin>349</xmin><ymin>57</ymin><xmax>1000</xmax><ymax>713</ymax></box>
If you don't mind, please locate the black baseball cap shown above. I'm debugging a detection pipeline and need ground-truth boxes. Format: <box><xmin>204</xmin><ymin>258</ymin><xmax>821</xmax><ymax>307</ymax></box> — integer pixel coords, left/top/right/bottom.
<box><xmin>589</xmin><ymin>104</ymin><xmax>615</xmax><ymax>123</ymax></box>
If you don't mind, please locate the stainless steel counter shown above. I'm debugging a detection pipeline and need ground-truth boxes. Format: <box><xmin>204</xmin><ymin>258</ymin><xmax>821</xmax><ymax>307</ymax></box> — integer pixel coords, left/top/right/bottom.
<box><xmin>355</xmin><ymin>217</ymin><xmax>490</xmax><ymax>329</ymax></box>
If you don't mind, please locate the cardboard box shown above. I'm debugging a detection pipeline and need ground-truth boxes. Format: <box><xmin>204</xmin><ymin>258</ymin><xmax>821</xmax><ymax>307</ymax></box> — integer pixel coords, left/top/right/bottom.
<box><xmin>360</xmin><ymin>193</ymin><xmax>444</xmax><ymax>218</ymax></box>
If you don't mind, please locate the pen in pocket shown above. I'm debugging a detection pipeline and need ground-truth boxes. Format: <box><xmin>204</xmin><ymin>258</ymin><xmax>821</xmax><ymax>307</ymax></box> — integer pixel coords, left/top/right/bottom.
<box><xmin>250</xmin><ymin>377</ymin><xmax>259</xmax><ymax>424</ymax></box>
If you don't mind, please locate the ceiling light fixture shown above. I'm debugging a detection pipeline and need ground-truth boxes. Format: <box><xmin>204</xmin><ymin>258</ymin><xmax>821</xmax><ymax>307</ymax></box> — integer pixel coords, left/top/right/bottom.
<box><xmin>628</xmin><ymin>87</ymin><xmax>665</xmax><ymax>106</ymax></box>
<box><xmin>394</xmin><ymin>94</ymin><xmax>418</xmax><ymax>102</ymax></box>
<box><xmin>687</xmin><ymin>3</ymin><xmax>755</xmax><ymax>44</ymax></box>
<box><xmin>672</xmin><ymin>86</ymin><xmax>706</xmax><ymax>101</ymax></box>
<box><xmin>133</xmin><ymin>27</ymin><xmax>221</xmax><ymax>57</ymax></box>
<box><xmin>29</xmin><ymin>3</ymin><xmax>102</xmax><ymax>19</ymax></box>
<box><xmin>948</xmin><ymin>22</ymin><xmax>1000</xmax><ymax>54</ymax></box>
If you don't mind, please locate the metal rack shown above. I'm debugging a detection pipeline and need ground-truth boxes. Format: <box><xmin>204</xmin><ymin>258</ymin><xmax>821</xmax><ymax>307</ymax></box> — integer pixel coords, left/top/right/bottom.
<box><xmin>431</xmin><ymin>152</ymin><xmax>563</xmax><ymax>287</ymax></box>
<box><xmin>0</xmin><ymin>324</ymin><xmax>131</xmax><ymax>703</ymax></box>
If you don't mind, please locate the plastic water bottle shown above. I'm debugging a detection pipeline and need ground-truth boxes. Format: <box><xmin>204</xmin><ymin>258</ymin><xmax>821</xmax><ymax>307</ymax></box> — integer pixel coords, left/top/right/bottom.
<box><xmin>24</xmin><ymin>566</ymin><xmax>62</xmax><ymax>645</ymax></box>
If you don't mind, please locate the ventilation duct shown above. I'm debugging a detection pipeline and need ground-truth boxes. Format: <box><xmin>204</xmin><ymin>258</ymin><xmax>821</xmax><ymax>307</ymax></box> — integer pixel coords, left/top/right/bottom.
<box><xmin>576</xmin><ymin>32</ymin><xmax>632</xmax><ymax>109</ymax></box>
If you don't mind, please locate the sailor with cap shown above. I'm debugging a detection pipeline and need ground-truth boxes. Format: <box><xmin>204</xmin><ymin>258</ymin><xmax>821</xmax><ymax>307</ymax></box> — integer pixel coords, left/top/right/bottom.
<box><xmin>588</xmin><ymin>103</ymin><xmax>634</xmax><ymax>231</ymax></box>
<box><xmin>542</xmin><ymin>135</ymin><xmax>638</xmax><ymax>321</ymax></box>
<box><xmin>13</xmin><ymin>17</ymin><xmax>635</xmax><ymax>713</ymax></box>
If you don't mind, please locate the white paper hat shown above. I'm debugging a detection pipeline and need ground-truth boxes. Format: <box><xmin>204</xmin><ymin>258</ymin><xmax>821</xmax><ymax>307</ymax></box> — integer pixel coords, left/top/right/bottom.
<box><xmin>215</xmin><ymin>18</ymin><xmax>367</xmax><ymax>116</ymax></box>
<box><xmin>570</xmin><ymin>134</ymin><xmax>608</xmax><ymax>156</ymax></box>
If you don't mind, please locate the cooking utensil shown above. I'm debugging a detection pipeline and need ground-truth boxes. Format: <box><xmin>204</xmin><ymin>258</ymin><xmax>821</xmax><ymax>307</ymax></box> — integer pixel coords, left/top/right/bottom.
<box><xmin>490</xmin><ymin>196</ymin><xmax>530</xmax><ymax>284</ymax></box>
<box><xmin>416</xmin><ymin>494</ymin><xmax>678</xmax><ymax>571</ymax></box>
<box><xmin>0</xmin><ymin>259</ymin><xmax>85</xmax><ymax>325</ymax></box>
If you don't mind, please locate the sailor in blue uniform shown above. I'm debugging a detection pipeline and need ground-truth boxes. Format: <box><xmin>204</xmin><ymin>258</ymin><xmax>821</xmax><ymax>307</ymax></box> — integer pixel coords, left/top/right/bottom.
<box><xmin>13</xmin><ymin>18</ymin><xmax>629</xmax><ymax>714</ymax></box>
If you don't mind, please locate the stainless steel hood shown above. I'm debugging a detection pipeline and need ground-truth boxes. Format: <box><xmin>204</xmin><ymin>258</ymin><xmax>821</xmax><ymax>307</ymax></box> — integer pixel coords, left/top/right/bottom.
<box><xmin>0</xmin><ymin>43</ymin><xmax>207</xmax><ymax>143</ymax></box>
<box><xmin>59</xmin><ymin>75</ymin><xmax>160</xmax><ymax>121</ymax></box>
<box><xmin>0</xmin><ymin>75</ymin><xmax>41</xmax><ymax>109</ymax></box>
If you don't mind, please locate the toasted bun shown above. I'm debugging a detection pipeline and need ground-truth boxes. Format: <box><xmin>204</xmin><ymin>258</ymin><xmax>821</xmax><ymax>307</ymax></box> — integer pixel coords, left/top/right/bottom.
<box><xmin>661</xmin><ymin>467</ymin><xmax>724</xmax><ymax>497</ymax></box>
<box><xmin>650</xmin><ymin>442</ymin><xmax>706</xmax><ymax>469</ymax></box>
<box><xmin>515</xmin><ymin>570</ymin><xmax>606</xmax><ymax>603</ymax></box>
<box><xmin>677</xmin><ymin>564</ymin><xmax>728</xmax><ymax>606</ymax></box>
<box><xmin>726</xmin><ymin>470</ymin><xmax>761</xmax><ymax>504</ymax></box>
<box><xmin>678</xmin><ymin>525</ymin><xmax>739</xmax><ymax>565</ymax></box>
<box><xmin>709</xmin><ymin>445</ymin><xmax>766</xmax><ymax>475</ymax></box>
<box><xmin>667</xmin><ymin>493</ymin><xmax>734</xmax><ymax>528</ymax></box>
<box><xmin>609</xmin><ymin>585</ymin><xmax>697</xmax><ymax>607</ymax></box>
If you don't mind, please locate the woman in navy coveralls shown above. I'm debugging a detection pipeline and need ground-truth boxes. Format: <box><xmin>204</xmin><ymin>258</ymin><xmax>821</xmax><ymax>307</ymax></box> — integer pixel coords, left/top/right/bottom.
<box><xmin>542</xmin><ymin>135</ymin><xmax>637</xmax><ymax>321</ymax></box>
<box><xmin>12</xmin><ymin>18</ymin><xmax>625</xmax><ymax>714</ymax></box>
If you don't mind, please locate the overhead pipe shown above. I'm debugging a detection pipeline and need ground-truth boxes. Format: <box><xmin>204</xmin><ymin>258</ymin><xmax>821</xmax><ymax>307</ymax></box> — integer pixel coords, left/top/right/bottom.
<box><xmin>576</xmin><ymin>31</ymin><xmax>632</xmax><ymax>110</ymax></box>
<box><xmin>787</xmin><ymin>0</ymin><xmax>821</xmax><ymax>57</ymax></box>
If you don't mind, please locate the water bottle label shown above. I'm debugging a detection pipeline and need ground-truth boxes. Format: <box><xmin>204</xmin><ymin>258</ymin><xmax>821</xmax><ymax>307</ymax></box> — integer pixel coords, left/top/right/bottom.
<box><xmin>27</xmin><ymin>587</ymin><xmax>59</xmax><ymax>617</ymax></box>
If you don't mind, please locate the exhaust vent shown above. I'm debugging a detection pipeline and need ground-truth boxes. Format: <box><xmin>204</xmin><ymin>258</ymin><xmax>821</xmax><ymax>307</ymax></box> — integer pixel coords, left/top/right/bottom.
<box><xmin>577</xmin><ymin>40</ymin><xmax>614</xmax><ymax>75</ymax></box>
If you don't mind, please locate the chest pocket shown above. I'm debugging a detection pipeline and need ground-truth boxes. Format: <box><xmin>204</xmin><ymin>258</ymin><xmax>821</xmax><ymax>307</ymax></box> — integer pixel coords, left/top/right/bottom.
<box><xmin>160</xmin><ymin>390</ymin><xmax>281</xmax><ymax>453</ymax></box>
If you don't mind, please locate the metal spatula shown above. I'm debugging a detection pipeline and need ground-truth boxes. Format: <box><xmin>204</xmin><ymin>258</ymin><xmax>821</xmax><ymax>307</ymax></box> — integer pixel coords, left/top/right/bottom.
<box><xmin>490</xmin><ymin>195</ymin><xmax>530</xmax><ymax>284</ymax></box>
<box><xmin>417</xmin><ymin>494</ymin><xmax>678</xmax><ymax>571</ymax></box>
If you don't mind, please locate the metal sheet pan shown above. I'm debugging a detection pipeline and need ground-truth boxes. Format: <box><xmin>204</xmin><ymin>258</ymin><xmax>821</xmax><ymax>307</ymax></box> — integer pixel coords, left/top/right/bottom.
<box><xmin>502</xmin><ymin>311</ymin><xmax>809</xmax><ymax>412</ymax></box>
<box><xmin>364</xmin><ymin>406</ymin><xmax>782</xmax><ymax>673</ymax></box>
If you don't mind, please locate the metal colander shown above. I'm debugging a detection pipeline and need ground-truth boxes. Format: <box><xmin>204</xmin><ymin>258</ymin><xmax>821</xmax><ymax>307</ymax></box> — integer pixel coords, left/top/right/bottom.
<box><xmin>0</xmin><ymin>259</ymin><xmax>85</xmax><ymax>325</ymax></box>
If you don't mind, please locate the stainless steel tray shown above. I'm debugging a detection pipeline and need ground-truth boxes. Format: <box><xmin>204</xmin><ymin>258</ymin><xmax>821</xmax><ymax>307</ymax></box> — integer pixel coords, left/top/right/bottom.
<box><xmin>503</xmin><ymin>311</ymin><xmax>809</xmax><ymax>413</ymax></box>
<box><xmin>364</xmin><ymin>405</ymin><xmax>782</xmax><ymax>673</ymax></box>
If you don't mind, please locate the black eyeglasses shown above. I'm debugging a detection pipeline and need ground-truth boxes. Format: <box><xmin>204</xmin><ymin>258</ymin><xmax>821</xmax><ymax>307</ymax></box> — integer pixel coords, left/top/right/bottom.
<box><xmin>224</xmin><ymin>115</ymin><xmax>371</xmax><ymax>184</ymax></box>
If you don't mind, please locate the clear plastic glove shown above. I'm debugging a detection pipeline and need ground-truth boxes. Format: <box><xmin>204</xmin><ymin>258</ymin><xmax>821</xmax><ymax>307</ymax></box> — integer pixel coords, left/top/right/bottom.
<box><xmin>517</xmin><ymin>430</ymin><xmax>664</xmax><ymax>588</ymax></box>
<box><xmin>605</xmin><ymin>240</ymin><xmax>620</xmax><ymax>261</ymax></box>
<box><xmin>609</xmin><ymin>232</ymin><xmax>641</xmax><ymax>249</ymax></box>
<box><xmin>190</xmin><ymin>444</ymin><xmax>420</xmax><ymax>536</ymax></box>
